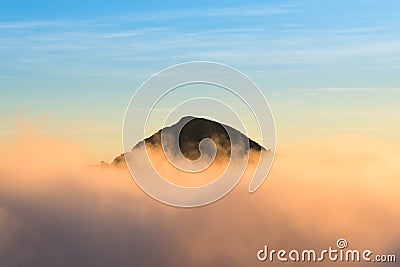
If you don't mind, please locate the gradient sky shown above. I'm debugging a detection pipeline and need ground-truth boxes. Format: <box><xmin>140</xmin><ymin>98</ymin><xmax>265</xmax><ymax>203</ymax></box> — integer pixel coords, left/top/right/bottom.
<box><xmin>1</xmin><ymin>0</ymin><xmax>400</xmax><ymax>162</ymax></box>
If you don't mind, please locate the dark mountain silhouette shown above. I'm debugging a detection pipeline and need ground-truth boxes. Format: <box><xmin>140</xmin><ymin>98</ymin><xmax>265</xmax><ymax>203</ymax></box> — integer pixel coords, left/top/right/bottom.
<box><xmin>111</xmin><ymin>116</ymin><xmax>265</xmax><ymax>167</ymax></box>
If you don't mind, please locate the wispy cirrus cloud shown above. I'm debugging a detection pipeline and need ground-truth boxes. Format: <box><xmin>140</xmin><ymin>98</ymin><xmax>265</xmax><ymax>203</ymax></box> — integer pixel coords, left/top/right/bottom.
<box><xmin>1</xmin><ymin>2</ymin><xmax>399</xmax><ymax>78</ymax></box>
<box><xmin>296</xmin><ymin>87</ymin><xmax>400</xmax><ymax>93</ymax></box>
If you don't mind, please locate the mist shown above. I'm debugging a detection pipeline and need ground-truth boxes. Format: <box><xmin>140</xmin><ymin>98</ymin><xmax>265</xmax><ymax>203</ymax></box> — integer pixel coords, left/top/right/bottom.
<box><xmin>0</xmin><ymin>130</ymin><xmax>399</xmax><ymax>266</ymax></box>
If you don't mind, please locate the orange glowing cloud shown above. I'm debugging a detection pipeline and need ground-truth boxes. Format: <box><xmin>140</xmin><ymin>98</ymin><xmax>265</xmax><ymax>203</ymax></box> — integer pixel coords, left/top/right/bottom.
<box><xmin>0</xmin><ymin>129</ymin><xmax>398</xmax><ymax>266</ymax></box>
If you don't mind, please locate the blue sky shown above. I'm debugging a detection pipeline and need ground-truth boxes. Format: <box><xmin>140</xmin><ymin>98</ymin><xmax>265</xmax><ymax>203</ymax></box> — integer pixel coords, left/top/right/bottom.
<box><xmin>1</xmin><ymin>0</ymin><xmax>400</xmax><ymax>160</ymax></box>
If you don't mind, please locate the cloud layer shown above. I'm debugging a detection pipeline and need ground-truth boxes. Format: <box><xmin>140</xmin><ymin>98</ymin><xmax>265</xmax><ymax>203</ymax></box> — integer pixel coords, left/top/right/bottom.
<box><xmin>0</xmin><ymin>131</ymin><xmax>399</xmax><ymax>266</ymax></box>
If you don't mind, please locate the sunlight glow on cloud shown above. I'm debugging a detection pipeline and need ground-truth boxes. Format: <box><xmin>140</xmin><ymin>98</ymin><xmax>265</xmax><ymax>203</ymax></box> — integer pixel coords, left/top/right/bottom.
<box><xmin>0</xmin><ymin>129</ymin><xmax>398</xmax><ymax>266</ymax></box>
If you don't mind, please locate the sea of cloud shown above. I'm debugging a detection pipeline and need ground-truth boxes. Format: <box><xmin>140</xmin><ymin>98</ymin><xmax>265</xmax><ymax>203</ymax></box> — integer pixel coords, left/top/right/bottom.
<box><xmin>0</xmin><ymin>130</ymin><xmax>399</xmax><ymax>266</ymax></box>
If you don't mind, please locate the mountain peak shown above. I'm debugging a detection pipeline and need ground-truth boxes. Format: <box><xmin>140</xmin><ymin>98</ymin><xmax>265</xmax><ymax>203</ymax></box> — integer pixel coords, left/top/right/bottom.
<box><xmin>111</xmin><ymin>116</ymin><xmax>265</xmax><ymax>166</ymax></box>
